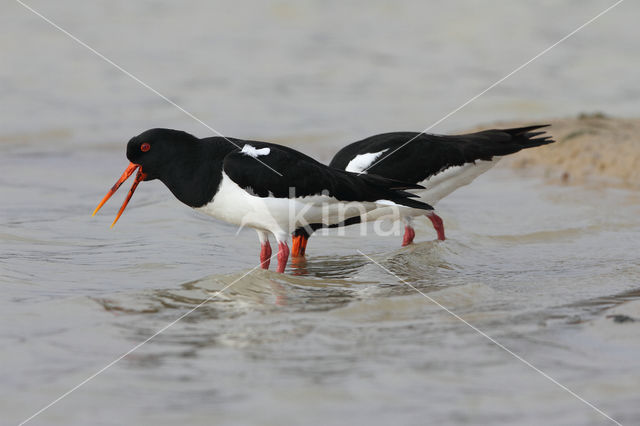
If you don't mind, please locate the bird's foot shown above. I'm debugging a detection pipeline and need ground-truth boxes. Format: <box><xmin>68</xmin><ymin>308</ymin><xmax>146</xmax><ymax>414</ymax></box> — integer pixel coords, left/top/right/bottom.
<box><xmin>427</xmin><ymin>212</ymin><xmax>446</xmax><ymax>241</ymax></box>
<box><xmin>276</xmin><ymin>242</ymin><xmax>290</xmax><ymax>273</ymax></box>
<box><xmin>260</xmin><ymin>241</ymin><xmax>272</xmax><ymax>269</ymax></box>
<box><xmin>402</xmin><ymin>226</ymin><xmax>416</xmax><ymax>246</ymax></box>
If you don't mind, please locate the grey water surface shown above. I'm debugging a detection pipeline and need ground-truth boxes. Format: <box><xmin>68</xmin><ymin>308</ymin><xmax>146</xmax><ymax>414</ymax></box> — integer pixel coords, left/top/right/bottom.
<box><xmin>2</xmin><ymin>1</ymin><xmax>640</xmax><ymax>425</ymax></box>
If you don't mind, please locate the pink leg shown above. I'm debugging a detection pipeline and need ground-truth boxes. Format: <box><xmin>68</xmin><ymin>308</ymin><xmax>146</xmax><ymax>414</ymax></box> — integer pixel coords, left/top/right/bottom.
<box><xmin>402</xmin><ymin>225</ymin><xmax>416</xmax><ymax>246</ymax></box>
<box><xmin>260</xmin><ymin>241</ymin><xmax>272</xmax><ymax>269</ymax></box>
<box><xmin>276</xmin><ymin>241</ymin><xmax>289</xmax><ymax>273</ymax></box>
<box><xmin>427</xmin><ymin>212</ymin><xmax>445</xmax><ymax>241</ymax></box>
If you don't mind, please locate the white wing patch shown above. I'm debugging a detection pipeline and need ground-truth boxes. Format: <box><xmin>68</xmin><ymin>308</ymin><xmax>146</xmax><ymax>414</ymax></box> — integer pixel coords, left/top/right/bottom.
<box><xmin>344</xmin><ymin>149</ymin><xmax>389</xmax><ymax>173</ymax></box>
<box><xmin>241</xmin><ymin>144</ymin><xmax>271</xmax><ymax>158</ymax></box>
<box><xmin>374</xmin><ymin>199</ymin><xmax>397</xmax><ymax>206</ymax></box>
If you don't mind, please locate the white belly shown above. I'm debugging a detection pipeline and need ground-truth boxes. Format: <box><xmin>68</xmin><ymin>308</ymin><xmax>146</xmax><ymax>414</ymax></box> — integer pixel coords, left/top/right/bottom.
<box><xmin>197</xmin><ymin>173</ymin><xmax>382</xmax><ymax>238</ymax></box>
<box><xmin>416</xmin><ymin>158</ymin><xmax>499</xmax><ymax>204</ymax></box>
<box><xmin>359</xmin><ymin>159</ymin><xmax>499</xmax><ymax>223</ymax></box>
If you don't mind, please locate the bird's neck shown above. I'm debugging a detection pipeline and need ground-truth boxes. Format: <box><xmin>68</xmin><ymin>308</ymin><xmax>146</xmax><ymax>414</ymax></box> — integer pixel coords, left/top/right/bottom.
<box><xmin>159</xmin><ymin>137</ymin><xmax>237</xmax><ymax>208</ymax></box>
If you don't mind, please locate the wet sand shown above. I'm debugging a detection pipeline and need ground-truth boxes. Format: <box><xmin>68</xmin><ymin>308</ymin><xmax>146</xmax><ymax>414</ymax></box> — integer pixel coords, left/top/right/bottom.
<box><xmin>475</xmin><ymin>114</ymin><xmax>640</xmax><ymax>188</ymax></box>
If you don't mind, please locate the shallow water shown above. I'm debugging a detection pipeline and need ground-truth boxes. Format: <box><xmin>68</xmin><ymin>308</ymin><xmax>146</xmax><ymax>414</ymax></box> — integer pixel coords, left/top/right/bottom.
<box><xmin>3</xmin><ymin>1</ymin><xmax>640</xmax><ymax>425</ymax></box>
<box><xmin>4</xmin><ymin>163</ymin><xmax>640</xmax><ymax>425</ymax></box>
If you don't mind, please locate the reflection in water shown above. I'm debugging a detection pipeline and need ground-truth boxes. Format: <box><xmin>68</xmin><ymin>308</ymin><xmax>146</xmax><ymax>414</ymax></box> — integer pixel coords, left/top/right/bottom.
<box><xmin>289</xmin><ymin>253</ymin><xmax>372</xmax><ymax>278</ymax></box>
<box><xmin>9</xmin><ymin>177</ymin><xmax>640</xmax><ymax>425</ymax></box>
<box><xmin>289</xmin><ymin>256</ymin><xmax>309</xmax><ymax>276</ymax></box>
<box><xmin>96</xmin><ymin>252</ymin><xmax>380</xmax><ymax>316</ymax></box>
<box><xmin>95</xmin><ymin>239</ymin><xmax>465</xmax><ymax>318</ymax></box>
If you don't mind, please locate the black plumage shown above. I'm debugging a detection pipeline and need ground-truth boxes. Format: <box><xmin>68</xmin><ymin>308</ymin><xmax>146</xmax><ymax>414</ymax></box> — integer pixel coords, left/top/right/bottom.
<box><xmin>291</xmin><ymin>125</ymin><xmax>555</xmax><ymax>246</ymax></box>
<box><xmin>95</xmin><ymin>128</ymin><xmax>438</xmax><ymax>273</ymax></box>
<box><xmin>329</xmin><ymin>125</ymin><xmax>554</xmax><ymax>183</ymax></box>
<box><xmin>223</xmin><ymin>144</ymin><xmax>431</xmax><ymax>209</ymax></box>
<box><xmin>126</xmin><ymin>128</ymin><xmax>433</xmax><ymax>210</ymax></box>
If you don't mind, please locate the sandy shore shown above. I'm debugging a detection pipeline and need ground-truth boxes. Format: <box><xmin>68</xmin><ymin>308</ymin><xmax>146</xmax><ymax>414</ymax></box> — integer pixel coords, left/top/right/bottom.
<box><xmin>472</xmin><ymin>114</ymin><xmax>640</xmax><ymax>188</ymax></box>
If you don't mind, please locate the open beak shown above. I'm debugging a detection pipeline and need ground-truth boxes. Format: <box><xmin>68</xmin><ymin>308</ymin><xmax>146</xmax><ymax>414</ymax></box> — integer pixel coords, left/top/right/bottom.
<box><xmin>92</xmin><ymin>162</ymin><xmax>147</xmax><ymax>228</ymax></box>
<box><xmin>291</xmin><ymin>235</ymin><xmax>309</xmax><ymax>257</ymax></box>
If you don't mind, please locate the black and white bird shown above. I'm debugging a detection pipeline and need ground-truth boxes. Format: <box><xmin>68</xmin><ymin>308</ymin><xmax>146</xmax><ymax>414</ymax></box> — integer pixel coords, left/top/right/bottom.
<box><xmin>92</xmin><ymin>128</ymin><xmax>434</xmax><ymax>273</ymax></box>
<box><xmin>290</xmin><ymin>125</ymin><xmax>554</xmax><ymax>256</ymax></box>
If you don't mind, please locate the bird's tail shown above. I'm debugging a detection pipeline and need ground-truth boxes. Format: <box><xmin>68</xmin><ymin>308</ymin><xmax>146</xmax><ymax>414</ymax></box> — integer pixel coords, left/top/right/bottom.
<box><xmin>482</xmin><ymin>124</ymin><xmax>555</xmax><ymax>152</ymax></box>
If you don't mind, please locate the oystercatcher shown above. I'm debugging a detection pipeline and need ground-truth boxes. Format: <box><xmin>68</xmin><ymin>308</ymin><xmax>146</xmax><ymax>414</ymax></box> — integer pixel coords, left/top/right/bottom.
<box><xmin>290</xmin><ymin>125</ymin><xmax>554</xmax><ymax>256</ymax></box>
<box><xmin>92</xmin><ymin>128</ymin><xmax>434</xmax><ymax>273</ymax></box>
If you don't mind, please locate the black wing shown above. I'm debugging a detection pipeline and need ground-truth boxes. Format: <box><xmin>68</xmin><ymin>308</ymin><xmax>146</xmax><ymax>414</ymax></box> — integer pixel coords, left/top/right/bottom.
<box><xmin>222</xmin><ymin>143</ymin><xmax>433</xmax><ymax>210</ymax></box>
<box><xmin>329</xmin><ymin>125</ymin><xmax>554</xmax><ymax>183</ymax></box>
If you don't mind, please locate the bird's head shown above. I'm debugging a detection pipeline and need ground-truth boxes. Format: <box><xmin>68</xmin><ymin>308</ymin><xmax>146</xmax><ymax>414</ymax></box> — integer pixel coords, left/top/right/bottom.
<box><xmin>92</xmin><ymin>128</ymin><xmax>199</xmax><ymax>227</ymax></box>
<box><xmin>125</xmin><ymin>128</ymin><xmax>198</xmax><ymax>180</ymax></box>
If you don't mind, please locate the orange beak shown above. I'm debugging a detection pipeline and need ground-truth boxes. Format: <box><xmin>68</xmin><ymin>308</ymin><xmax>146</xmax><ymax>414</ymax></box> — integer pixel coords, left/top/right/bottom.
<box><xmin>92</xmin><ymin>162</ymin><xmax>147</xmax><ymax>228</ymax></box>
<box><xmin>291</xmin><ymin>235</ymin><xmax>309</xmax><ymax>257</ymax></box>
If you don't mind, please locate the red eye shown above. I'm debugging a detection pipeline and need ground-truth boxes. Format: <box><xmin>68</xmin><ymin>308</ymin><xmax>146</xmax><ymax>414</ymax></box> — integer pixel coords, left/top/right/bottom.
<box><xmin>140</xmin><ymin>143</ymin><xmax>151</xmax><ymax>152</ymax></box>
